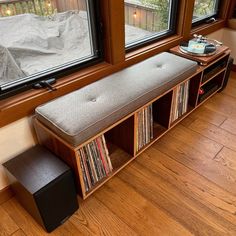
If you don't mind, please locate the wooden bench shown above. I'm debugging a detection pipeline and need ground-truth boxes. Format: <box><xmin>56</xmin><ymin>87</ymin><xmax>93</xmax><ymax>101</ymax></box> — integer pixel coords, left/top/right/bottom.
<box><xmin>34</xmin><ymin>52</ymin><xmax>201</xmax><ymax>199</ymax></box>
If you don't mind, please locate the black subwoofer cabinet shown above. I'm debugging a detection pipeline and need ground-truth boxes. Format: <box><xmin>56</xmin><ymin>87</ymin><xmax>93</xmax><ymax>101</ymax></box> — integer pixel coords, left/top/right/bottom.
<box><xmin>3</xmin><ymin>145</ymin><xmax>79</xmax><ymax>232</ymax></box>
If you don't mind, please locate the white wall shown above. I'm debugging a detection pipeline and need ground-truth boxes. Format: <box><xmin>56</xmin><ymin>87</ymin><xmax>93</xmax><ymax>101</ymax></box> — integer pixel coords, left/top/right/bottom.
<box><xmin>0</xmin><ymin>117</ymin><xmax>36</xmax><ymax>190</ymax></box>
<box><xmin>208</xmin><ymin>28</ymin><xmax>236</xmax><ymax>61</ymax></box>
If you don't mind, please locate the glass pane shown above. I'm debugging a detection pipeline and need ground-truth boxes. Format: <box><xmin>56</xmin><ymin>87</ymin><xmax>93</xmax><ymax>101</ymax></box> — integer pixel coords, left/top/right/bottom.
<box><xmin>192</xmin><ymin>0</ymin><xmax>219</xmax><ymax>22</ymax></box>
<box><xmin>125</xmin><ymin>0</ymin><xmax>172</xmax><ymax>47</ymax></box>
<box><xmin>0</xmin><ymin>0</ymin><xmax>96</xmax><ymax>89</ymax></box>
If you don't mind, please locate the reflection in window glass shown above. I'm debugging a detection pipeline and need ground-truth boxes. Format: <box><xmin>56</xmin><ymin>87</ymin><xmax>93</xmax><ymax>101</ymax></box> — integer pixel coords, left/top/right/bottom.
<box><xmin>125</xmin><ymin>0</ymin><xmax>175</xmax><ymax>48</ymax></box>
<box><xmin>192</xmin><ymin>0</ymin><xmax>219</xmax><ymax>23</ymax></box>
<box><xmin>0</xmin><ymin>0</ymin><xmax>98</xmax><ymax>93</ymax></box>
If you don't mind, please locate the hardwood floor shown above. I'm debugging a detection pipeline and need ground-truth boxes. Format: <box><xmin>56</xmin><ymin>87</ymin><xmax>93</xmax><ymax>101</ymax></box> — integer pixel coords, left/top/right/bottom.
<box><xmin>1</xmin><ymin>72</ymin><xmax>236</xmax><ymax>236</ymax></box>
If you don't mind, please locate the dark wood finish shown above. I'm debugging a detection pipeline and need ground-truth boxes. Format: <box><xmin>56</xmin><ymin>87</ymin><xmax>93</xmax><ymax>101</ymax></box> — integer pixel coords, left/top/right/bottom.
<box><xmin>3</xmin><ymin>145</ymin><xmax>79</xmax><ymax>232</ymax></box>
<box><xmin>3</xmin><ymin>145</ymin><xmax>71</xmax><ymax>194</ymax></box>
<box><xmin>180</xmin><ymin>0</ymin><xmax>195</xmax><ymax>40</ymax></box>
<box><xmin>102</xmin><ymin>0</ymin><xmax>125</xmax><ymax>65</ymax></box>
<box><xmin>227</xmin><ymin>0</ymin><xmax>236</xmax><ymax>19</ymax></box>
<box><xmin>153</xmin><ymin>91</ymin><xmax>172</xmax><ymax>128</ymax></box>
<box><xmin>170</xmin><ymin>45</ymin><xmax>230</xmax><ymax>66</ymax></box>
<box><xmin>34</xmin><ymin>119</ymin><xmax>83</xmax><ymax>196</ymax></box>
<box><xmin>188</xmin><ymin>73</ymin><xmax>202</xmax><ymax>107</ymax></box>
<box><xmin>105</xmin><ymin>115</ymin><xmax>135</xmax><ymax>156</ymax></box>
<box><xmin>0</xmin><ymin>186</ymin><xmax>13</xmax><ymax>205</ymax></box>
<box><xmin>232</xmin><ymin>64</ymin><xmax>236</xmax><ymax>72</ymax></box>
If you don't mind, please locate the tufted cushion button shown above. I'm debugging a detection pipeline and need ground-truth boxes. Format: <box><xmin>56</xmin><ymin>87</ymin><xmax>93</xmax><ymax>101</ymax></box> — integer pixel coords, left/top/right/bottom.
<box><xmin>35</xmin><ymin>52</ymin><xmax>198</xmax><ymax>146</ymax></box>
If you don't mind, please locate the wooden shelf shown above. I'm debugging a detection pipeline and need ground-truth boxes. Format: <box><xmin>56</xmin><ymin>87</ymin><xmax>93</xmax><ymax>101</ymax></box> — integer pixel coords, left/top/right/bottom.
<box><xmin>153</xmin><ymin>123</ymin><xmax>167</xmax><ymax>138</ymax></box>
<box><xmin>170</xmin><ymin>105</ymin><xmax>194</xmax><ymax>127</ymax></box>
<box><xmin>201</xmin><ymin>68</ymin><xmax>226</xmax><ymax>86</ymax></box>
<box><xmin>83</xmin><ymin>143</ymin><xmax>134</xmax><ymax>198</ymax></box>
<box><xmin>34</xmin><ymin>49</ymin><xmax>231</xmax><ymax>199</ymax></box>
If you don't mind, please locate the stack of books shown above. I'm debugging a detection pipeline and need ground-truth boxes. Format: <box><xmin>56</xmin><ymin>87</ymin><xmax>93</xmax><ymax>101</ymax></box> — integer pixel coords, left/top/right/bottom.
<box><xmin>137</xmin><ymin>105</ymin><xmax>154</xmax><ymax>151</ymax></box>
<box><xmin>170</xmin><ymin>80</ymin><xmax>190</xmax><ymax>123</ymax></box>
<box><xmin>78</xmin><ymin>135</ymin><xmax>113</xmax><ymax>192</ymax></box>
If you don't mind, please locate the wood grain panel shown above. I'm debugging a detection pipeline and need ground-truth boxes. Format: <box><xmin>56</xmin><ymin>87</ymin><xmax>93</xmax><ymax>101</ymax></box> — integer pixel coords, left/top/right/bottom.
<box><xmin>204</xmin><ymin>93</ymin><xmax>236</xmax><ymax>118</ymax></box>
<box><xmin>2</xmin><ymin>197</ymin><xmax>81</xmax><ymax>236</ymax></box>
<box><xmin>188</xmin><ymin>118</ymin><xmax>236</xmax><ymax>152</ymax></box>
<box><xmin>0</xmin><ymin>186</ymin><xmax>13</xmax><ymax>205</ymax></box>
<box><xmin>220</xmin><ymin>118</ymin><xmax>236</xmax><ymax>135</ymax></box>
<box><xmin>222</xmin><ymin>75</ymin><xmax>236</xmax><ymax>98</ymax></box>
<box><xmin>95</xmin><ymin>177</ymin><xmax>192</xmax><ymax>236</ymax></box>
<box><xmin>167</xmin><ymin>124</ymin><xmax>223</xmax><ymax>157</ymax></box>
<box><xmin>139</xmin><ymin>147</ymin><xmax>236</xmax><ymax>228</ymax></box>
<box><xmin>118</xmin><ymin>163</ymin><xmax>233</xmax><ymax>236</ymax></box>
<box><xmin>154</xmin><ymin>134</ymin><xmax>236</xmax><ymax>195</ymax></box>
<box><xmin>12</xmin><ymin>229</ymin><xmax>27</xmax><ymax>236</ymax></box>
<box><xmin>0</xmin><ymin>205</ymin><xmax>19</xmax><ymax>235</ymax></box>
<box><xmin>70</xmin><ymin>196</ymin><xmax>137</xmax><ymax>236</ymax></box>
<box><xmin>182</xmin><ymin>105</ymin><xmax>227</xmax><ymax>127</ymax></box>
<box><xmin>214</xmin><ymin>147</ymin><xmax>236</xmax><ymax>172</ymax></box>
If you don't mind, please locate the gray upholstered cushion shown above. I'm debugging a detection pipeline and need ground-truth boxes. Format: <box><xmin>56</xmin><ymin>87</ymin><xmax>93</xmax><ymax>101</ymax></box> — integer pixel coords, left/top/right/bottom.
<box><xmin>35</xmin><ymin>52</ymin><xmax>197</xmax><ymax>146</ymax></box>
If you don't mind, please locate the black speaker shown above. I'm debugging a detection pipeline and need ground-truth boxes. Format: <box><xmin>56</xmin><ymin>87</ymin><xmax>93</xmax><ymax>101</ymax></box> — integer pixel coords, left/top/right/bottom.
<box><xmin>219</xmin><ymin>56</ymin><xmax>234</xmax><ymax>92</ymax></box>
<box><xmin>3</xmin><ymin>145</ymin><xmax>79</xmax><ymax>232</ymax></box>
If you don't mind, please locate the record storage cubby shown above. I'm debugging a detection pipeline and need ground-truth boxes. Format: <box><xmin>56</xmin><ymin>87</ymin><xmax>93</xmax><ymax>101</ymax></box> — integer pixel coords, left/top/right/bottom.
<box><xmin>35</xmin><ymin>50</ymin><xmax>230</xmax><ymax>199</ymax></box>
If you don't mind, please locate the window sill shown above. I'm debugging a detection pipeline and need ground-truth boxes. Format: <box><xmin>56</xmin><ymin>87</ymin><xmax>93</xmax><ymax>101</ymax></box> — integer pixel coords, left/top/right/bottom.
<box><xmin>125</xmin><ymin>35</ymin><xmax>183</xmax><ymax>65</ymax></box>
<box><xmin>0</xmin><ymin>62</ymin><xmax>113</xmax><ymax>127</ymax></box>
<box><xmin>191</xmin><ymin>19</ymin><xmax>226</xmax><ymax>36</ymax></box>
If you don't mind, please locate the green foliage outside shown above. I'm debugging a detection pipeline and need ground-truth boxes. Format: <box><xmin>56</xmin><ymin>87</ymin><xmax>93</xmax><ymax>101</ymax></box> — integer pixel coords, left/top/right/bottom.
<box><xmin>140</xmin><ymin>0</ymin><xmax>169</xmax><ymax>31</ymax></box>
<box><xmin>193</xmin><ymin>0</ymin><xmax>216</xmax><ymax>18</ymax></box>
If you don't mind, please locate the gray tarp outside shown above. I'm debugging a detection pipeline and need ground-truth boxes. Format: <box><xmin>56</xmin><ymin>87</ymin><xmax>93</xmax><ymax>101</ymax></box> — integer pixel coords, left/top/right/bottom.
<box><xmin>0</xmin><ymin>11</ymin><xmax>91</xmax><ymax>85</ymax></box>
<box><xmin>0</xmin><ymin>10</ymin><xmax>151</xmax><ymax>86</ymax></box>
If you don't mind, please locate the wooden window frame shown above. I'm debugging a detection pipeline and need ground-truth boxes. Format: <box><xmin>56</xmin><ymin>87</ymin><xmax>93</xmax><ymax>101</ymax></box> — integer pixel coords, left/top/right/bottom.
<box><xmin>0</xmin><ymin>0</ymin><xmax>233</xmax><ymax>127</ymax></box>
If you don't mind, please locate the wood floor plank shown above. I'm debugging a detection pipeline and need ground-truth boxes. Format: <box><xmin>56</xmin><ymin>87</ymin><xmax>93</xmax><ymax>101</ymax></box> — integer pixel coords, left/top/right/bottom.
<box><xmin>139</xmin><ymin>147</ymin><xmax>236</xmax><ymax>227</ymax></box>
<box><xmin>94</xmin><ymin>177</ymin><xmax>192</xmax><ymax>236</ymax></box>
<box><xmin>154</xmin><ymin>134</ymin><xmax>236</xmax><ymax>195</ymax></box>
<box><xmin>204</xmin><ymin>93</ymin><xmax>236</xmax><ymax>118</ymax></box>
<box><xmin>214</xmin><ymin>147</ymin><xmax>236</xmax><ymax>172</ymax></box>
<box><xmin>188</xmin><ymin>118</ymin><xmax>236</xmax><ymax>152</ymax></box>
<box><xmin>220</xmin><ymin>118</ymin><xmax>236</xmax><ymax>135</ymax></box>
<box><xmin>0</xmin><ymin>205</ymin><xmax>19</xmax><ymax>236</ymax></box>
<box><xmin>11</xmin><ymin>229</ymin><xmax>26</xmax><ymax>236</ymax></box>
<box><xmin>117</xmin><ymin>162</ymin><xmax>233</xmax><ymax>236</ymax></box>
<box><xmin>1</xmin><ymin>198</ymin><xmax>82</xmax><ymax>236</ymax></box>
<box><xmin>167</xmin><ymin>124</ymin><xmax>223</xmax><ymax>158</ymax></box>
<box><xmin>222</xmin><ymin>75</ymin><xmax>236</xmax><ymax>98</ymax></box>
<box><xmin>69</xmin><ymin>196</ymin><xmax>137</xmax><ymax>236</ymax></box>
<box><xmin>181</xmin><ymin>106</ymin><xmax>226</xmax><ymax>127</ymax></box>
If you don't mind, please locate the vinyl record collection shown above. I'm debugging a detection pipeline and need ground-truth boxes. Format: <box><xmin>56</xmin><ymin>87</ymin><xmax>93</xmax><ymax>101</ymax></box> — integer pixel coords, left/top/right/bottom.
<box><xmin>137</xmin><ymin>104</ymin><xmax>154</xmax><ymax>151</ymax></box>
<box><xmin>78</xmin><ymin>135</ymin><xmax>113</xmax><ymax>192</ymax></box>
<box><xmin>170</xmin><ymin>80</ymin><xmax>190</xmax><ymax>123</ymax></box>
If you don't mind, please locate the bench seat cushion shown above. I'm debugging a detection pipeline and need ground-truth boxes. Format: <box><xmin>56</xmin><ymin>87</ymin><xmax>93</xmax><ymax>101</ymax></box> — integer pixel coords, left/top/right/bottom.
<box><xmin>35</xmin><ymin>52</ymin><xmax>197</xmax><ymax>147</ymax></box>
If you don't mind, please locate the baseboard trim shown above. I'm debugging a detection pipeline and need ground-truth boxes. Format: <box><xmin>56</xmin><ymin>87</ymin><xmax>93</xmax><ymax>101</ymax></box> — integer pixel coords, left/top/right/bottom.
<box><xmin>232</xmin><ymin>64</ymin><xmax>236</xmax><ymax>72</ymax></box>
<box><xmin>0</xmin><ymin>186</ymin><xmax>13</xmax><ymax>205</ymax></box>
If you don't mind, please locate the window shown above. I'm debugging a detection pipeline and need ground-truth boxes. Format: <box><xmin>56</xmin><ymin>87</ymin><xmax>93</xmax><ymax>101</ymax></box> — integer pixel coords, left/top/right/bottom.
<box><xmin>0</xmin><ymin>0</ymin><xmax>101</xmax><ymax>98</ymax></box>
<box><xmin>192</xmin><ymin>0</ymin><xmax>220</xmax><ymax>25</ymax></box>
<box><xmin>125</xmin><ymin>0</ymin><xmax>178</xmax><ymax>49</ymax></box>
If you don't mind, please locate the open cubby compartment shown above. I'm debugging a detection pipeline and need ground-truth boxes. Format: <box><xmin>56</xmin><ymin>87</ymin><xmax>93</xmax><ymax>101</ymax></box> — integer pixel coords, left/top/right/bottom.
<box><xmin>198</xmin><ymin>71</ymin><xmax>225</xmax><ymax>104</ymax></box>
<box><xmin>170</xmin><ymin>77</ymin><xmax>198</xmax><ymax>126</ymax></box>
<box><xmin>201</xmin><ymin>54</ymin><xmax>229</xmax><ymax>85</ymax></box>
<box><xmin>78</xmin><ymin>115</ymin><xmax>135</xmax><ymax>197</ymax></box>
<box><xmin>135</xmin><ymin>91</ymin><xmax>172</xmax><ymax>153</ymax></box>
<box><xmin>152</xmin><ymin>90</ymin><xmax>173</xmax><ymax>135</ymax></box>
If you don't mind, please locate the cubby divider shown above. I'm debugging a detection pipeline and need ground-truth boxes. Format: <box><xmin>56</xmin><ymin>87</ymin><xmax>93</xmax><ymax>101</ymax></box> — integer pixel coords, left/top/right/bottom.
<box><xmin>34</xmin><ymin>50</ymin><xmax>231</xmax><ymax>199</ymax></box>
